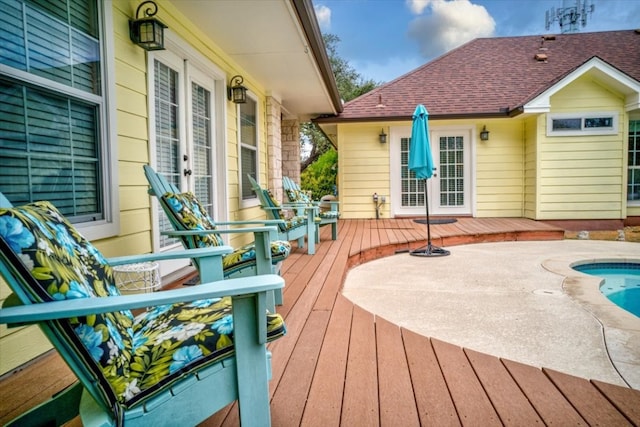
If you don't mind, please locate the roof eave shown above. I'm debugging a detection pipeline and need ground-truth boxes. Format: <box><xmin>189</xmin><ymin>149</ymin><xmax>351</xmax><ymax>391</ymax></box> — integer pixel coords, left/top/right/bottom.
<box><xmin>292</xmin><ymin>0</ymin><xmax>343</xmax><ymax>114</ymax></box>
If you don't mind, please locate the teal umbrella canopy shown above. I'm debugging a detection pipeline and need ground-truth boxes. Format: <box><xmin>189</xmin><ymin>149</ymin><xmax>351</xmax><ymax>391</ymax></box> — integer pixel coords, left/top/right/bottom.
<box><xmin>409</xmin><ymin>104</ymin><xmax>434</xmax><ymax>180</ymax></box>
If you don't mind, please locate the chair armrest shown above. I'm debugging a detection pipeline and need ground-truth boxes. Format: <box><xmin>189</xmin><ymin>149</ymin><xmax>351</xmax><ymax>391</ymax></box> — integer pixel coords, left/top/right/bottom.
<box><xmin>160</xmin><ymin>226</ymin><xmax>277</xmax><ymax>237</ymax></box>
<box><xmin>0</xmin><ymin>274</ymin><xmax>284</xmax><ymax>325</ymax></box>
<box><xmin>215</xmin><ymin>219</ymin><xmax>285</xmax><ymax>227</ymax></box>
<box><xmin>107</xmin><ymin>246</ymin><xmax>234</xmax><ymax>266</ymax></box>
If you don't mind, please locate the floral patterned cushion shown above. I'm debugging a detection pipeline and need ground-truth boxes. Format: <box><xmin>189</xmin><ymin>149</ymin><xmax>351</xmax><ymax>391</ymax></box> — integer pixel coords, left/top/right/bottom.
<box><xmin>161</xmin><ymin>191</ymin><xmax>224</xmax><ymax>247</ymax></box>
<box><xmin>0</xmin><ymin>201</ymin><xmax>286</xmax><ymax>408</ymax></box>
<box><xmin>285</xmin><ymin>189</ymin><xmax>312</xmax><ymax>204</ymax></box>
<box><xmin>262</xmin><ymin>189</ymin><xmax>308</xmax><ymax>232</ymax></box>
<box><xmin>161</xmin><ymin>192</ymin><xmax>291</xmax><ymax>276</ymax></box>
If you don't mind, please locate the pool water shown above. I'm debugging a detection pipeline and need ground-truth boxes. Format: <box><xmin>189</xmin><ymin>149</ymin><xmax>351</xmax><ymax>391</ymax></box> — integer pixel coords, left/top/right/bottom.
<box><xmin>573</xmin><ymin>263</ymin><xmax>640</xmax><ymax>318</ymax></box>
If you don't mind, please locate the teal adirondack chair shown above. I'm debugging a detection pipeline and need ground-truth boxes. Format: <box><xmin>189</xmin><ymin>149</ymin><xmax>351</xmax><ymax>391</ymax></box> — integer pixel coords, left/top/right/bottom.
<box><xmin>282</xmin><ymin>176</ymin><xmax>340</xmax><ymax>241</ymax></box>
<box><xmin>247</xmin><ymin>175</ymin><xmax>317</xmax><ymax>255</ymax></box>
<box><xmin>144</xmin><ymin>165</ymin><xmax>290</xmax><ymax>307</ymax></box>
<box><xmin>0</xmin><ymin>195</ymin><xmax>285</xmax><ymax>427</ymax></box>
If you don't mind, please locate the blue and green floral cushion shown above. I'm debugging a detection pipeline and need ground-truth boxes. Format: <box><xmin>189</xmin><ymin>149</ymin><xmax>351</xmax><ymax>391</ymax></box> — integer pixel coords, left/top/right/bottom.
<box><xmin>285</xmin><ymin>189</ymin><xmax>339</xmax><ymax>221</ymax></box>
<box><xmin>0</xmin><ymin>201</ymin><xmax>286</xmax><ymax>408</ymax></box>
<box><xmin>261</xmin><ymin>189</ymin><xmax>308</xmax><ymax>232</ymax></box>
<box><xmin>285</xmin><ymin>189</ymin><xmax>312</xmax><ymax>204</ymax></box>
<box><xmin>160</xmin><ymin>191</ymin><xmax>224</xmax><ymax>247</ymax></box>
<box><xmin>161</xmin><ymin>192</ymin><xmax>291</xmax><ymax>276</ymax></box>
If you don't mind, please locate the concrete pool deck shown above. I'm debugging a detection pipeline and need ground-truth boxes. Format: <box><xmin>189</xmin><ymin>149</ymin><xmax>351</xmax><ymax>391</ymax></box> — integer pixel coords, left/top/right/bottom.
<box><xmin>343</xmin><ymin>240</ymin><xmax>640</xmax><ymax>389</ymax></box>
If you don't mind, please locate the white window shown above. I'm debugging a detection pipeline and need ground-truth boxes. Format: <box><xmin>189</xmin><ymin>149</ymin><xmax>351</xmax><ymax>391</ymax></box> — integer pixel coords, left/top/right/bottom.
<box><xmin>547</xmin><ymin>112</ymin><xmax>618</xmax><ymax>136</ymax></box>
<box><xmin>239</xmin><ymin>97</ymin><xmax>259</xmax><ymax>205</ymax></box>
<box><xmin>0</xmin><ymin>0</ymin><xmax>117</xmax><ymax>240</ymax></box>
<box><xmin>629</xmin><ymin>120</ymin><xmax>640</xmax><ymax>203</ymax></box>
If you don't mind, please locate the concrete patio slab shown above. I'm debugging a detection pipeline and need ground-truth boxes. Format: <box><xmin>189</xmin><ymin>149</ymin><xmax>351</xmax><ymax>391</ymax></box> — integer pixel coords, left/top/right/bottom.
<box><xmin>343</xmin><ymin>240</ymin><xmax>640</xmax><ymax>389</ymax></box>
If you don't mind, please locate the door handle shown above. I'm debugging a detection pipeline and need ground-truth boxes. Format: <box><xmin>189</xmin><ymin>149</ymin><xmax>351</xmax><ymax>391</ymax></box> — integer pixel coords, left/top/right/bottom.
<box><xmin>183</xmin><ymin>169</ymin><xmax>192</xmax><ymax>176</ymax></box>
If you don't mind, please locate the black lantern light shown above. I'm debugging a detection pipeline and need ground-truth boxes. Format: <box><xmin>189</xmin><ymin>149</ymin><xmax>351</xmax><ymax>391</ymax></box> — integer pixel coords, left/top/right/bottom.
<box><xmin>379</xmin><ymin>128</ymin><xmax>387</xmax><ymax>144</ymax></box>
<box><xmin>480</xmin><ymin>125</ymin><xmax>490</xmax><ymax>141</ymax></box>
<box><xmin>227</xmin><ymin>75</ymin><xmax>248</xmax><ymax>104</ymax></box>
<box><xmin>129</xmin><ymin>1</ymin><xmax>167</xmax><ymax>51</ymax></box>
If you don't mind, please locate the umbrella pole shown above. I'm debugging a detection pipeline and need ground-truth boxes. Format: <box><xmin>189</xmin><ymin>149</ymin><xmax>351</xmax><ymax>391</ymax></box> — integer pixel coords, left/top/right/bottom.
<box><xmin>410</xmin><ymin>178</ymin><xmax>450</xmax><ymax>257</ymax></box>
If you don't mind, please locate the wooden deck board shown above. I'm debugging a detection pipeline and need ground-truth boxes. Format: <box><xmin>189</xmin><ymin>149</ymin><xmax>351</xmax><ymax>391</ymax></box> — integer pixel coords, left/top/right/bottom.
<box><xmin>544</xmin><ymin>368</ymin><xmax>634</xmax><ymax>426</ymax></box>
<box><xmin>376</xmin><ymin>316</ymin><xmax>420</xmax><ymax>427</ymax></box>
<box><xmin>341</xmin><ymin>305</ymin><xmax>379</xmax><ymax>426</ymax></box>
<box><xmin>403</xmin><ymin>329</ymin><xmax>461</xmax><ymax>426</ymax></box>
<box><xmin>502</xmin><ymin>359</ymin><xmax>588</xmax><ymax>425</ymax></box>
<box><xmin>4</xmin><ymin>218</ymin><xmax>640</xmax><ymax>427</ymax></box>
<box><xmin>431</xmin><ymin>338</ymin><xmax>502</xmax><ymax>426</ymax></box>
<box><xmin>301</xmin><ymin>294</ymin><xmax>353</xmax><ymax>426</ymax></box>
<box><xmin>464</xmin><ymin>349</ymin><xmax>545</xmax><ymax>425</ymax></box>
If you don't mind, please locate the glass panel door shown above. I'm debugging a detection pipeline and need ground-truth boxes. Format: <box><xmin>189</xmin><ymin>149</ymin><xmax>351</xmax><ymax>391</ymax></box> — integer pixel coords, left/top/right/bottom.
<box><xmin>430</xmin><ymin>131</ymin><xmax>470</xmax><ymax>215</ymax></box>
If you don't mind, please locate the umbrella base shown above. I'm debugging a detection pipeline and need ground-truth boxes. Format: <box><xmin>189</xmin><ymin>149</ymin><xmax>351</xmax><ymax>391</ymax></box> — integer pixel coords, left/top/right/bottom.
<box><xmin>410</xmin><ymin>244</ymin><xmax>450</xmax><ymax>257</ymax></box>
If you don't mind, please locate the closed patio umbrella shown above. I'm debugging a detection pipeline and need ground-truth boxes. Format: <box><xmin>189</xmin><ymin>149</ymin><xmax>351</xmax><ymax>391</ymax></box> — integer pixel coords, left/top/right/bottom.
<box><xmin>409</xmin><ymin>104</ymin><xmax>450</xmax><ymax>257</ymax></box>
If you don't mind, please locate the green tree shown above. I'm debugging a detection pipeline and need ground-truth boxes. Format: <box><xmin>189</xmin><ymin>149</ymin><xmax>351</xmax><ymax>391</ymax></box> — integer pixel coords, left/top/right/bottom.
<box><xmin>300</xmin><ymin>149</ymin><xmax>338</xmax><ymax>199</ymax></box>
<box><xmin>300</xmin><ymin>34</ymin><xmax>378</xmax><ymax>192</ymax></box>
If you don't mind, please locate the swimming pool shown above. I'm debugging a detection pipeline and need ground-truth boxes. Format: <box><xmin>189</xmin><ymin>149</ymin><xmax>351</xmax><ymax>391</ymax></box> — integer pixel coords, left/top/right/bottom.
<box><xmin>573</xmin><ymin>262</ymin><xmax>640</xmax><ymax>318</ymax></box>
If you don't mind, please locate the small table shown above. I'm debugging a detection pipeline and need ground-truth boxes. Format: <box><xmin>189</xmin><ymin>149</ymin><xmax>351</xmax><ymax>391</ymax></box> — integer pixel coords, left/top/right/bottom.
<box><xmin>113</xmin><ymin>262</ymin><xmax>161</xmax><ymax>294</ymax></box>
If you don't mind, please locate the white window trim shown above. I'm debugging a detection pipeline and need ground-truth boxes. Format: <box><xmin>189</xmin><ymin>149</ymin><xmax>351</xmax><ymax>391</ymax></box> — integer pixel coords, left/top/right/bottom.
<box><xmin>146</xmin><ymin>32</ymin><xmax>229</xmax><ymax>254</ymax></box>
<box><xmin>546</xmin><ymin>111</ymin><xmax>619</xmax><ymax>136</ymax></box>
<box><xmin>3</xmin><ymin>1</ymin><xmax>119</xmax><ymax>241</ymax></box>
<box><xmin>238</xmin><ymin>92</ymin><xmax>260</xmax><ymax>209</ymax></box>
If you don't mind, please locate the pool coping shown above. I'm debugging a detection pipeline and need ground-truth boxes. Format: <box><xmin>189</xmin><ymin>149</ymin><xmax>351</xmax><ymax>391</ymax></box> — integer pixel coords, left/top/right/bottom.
<box><xmin>542</xmin><ymin>256</ymin><xmax>640</xmax><ymax>389</ymax></box>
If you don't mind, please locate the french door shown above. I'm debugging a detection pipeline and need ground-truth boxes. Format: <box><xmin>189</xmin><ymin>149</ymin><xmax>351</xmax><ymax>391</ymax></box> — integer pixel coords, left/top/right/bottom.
<box><xmin>150</xmin><ymin>49</ymin><xmax>221</xmax><ymax>274</ymax></box>
<box><xmin>391</xmin><ymin>127</ymin><xmax>472</xmax><ymax>216</ymax></box>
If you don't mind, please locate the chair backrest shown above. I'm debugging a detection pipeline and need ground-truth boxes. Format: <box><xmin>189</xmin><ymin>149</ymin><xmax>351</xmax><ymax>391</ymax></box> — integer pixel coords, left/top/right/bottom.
<box><xmin>144</xmin><ymin>165</ymin><xmax>225</xmax><ymax>251</ymax></box>
<box><xmin>0</xmin><ymin>199</ymin><xmax>130</xmax><ymax>415</ymax></box>
<box><xmin>247</xmin><ymin>175</ymin><xmax>287</xmax><ymax>225</ymax></box>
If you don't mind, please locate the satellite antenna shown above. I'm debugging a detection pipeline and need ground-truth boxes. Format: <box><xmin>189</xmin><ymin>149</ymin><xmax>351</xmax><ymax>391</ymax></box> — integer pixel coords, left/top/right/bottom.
<box><xmin>545</xmin><ymin>0</ymin><xmax>595</xmax><ymax>33</ymax></box>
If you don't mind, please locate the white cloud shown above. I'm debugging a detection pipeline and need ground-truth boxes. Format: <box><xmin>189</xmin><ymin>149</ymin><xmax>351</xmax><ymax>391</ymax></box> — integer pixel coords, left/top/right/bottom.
<box><xmin>314</xmin><ymin>4</ymin><xmax>332</xmax><ymax>32</ymax></box>
<box><xmin>407</xmin><ymin>0</ymin><xmax>496</xmax><ymax>59</ymax></box>
<box><xmin>406</xmin><ymin>0</ymin><xmax>434</xmax><ymax>15</ymax></box>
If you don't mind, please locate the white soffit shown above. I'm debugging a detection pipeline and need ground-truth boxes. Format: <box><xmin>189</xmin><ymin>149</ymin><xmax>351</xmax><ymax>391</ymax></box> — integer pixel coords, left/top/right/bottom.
<box><xmin>174</xmin><ymin>0</ymin><xmax>337</xmax><ymax>118</ymax></box>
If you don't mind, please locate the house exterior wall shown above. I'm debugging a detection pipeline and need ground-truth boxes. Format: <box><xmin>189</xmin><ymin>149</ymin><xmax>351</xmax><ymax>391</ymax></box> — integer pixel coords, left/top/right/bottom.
<box><xmin>475</xmin><ymin>119</ymin><xmax>525</xmax><ymax>217</ymax></box>
<box><xmin>523</xmin><ymin>115</ymin><xmax>540</xmax><ymax>219</ymax></box>
<box><xmin>0</xmin><ymin>0</ymin><xmax>276</xmax><ymax>375</ymax></box>
<box><xmin>535</xmin><ymin>75</ymin><xmax>627</xmax><ymax>220</ymax></box>
<box><xmin>338</xmin><ymin>123</ymin><xmax>392</xmax><ymax>219</ymax></box>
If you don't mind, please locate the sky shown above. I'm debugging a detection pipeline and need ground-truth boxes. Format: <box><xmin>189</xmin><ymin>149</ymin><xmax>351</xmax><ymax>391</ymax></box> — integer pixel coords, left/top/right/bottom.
<box><xmin>312</xmin><ymin>0</ymin><xmax>640</xmax><ymax>83</ymax></box>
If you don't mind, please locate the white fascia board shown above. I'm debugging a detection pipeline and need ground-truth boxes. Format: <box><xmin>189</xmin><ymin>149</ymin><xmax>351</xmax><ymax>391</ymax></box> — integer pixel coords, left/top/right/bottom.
<box><xmin>523</xmin><ymin>57</ymin><xmax>640</xmax><ymax>113</ymax></box>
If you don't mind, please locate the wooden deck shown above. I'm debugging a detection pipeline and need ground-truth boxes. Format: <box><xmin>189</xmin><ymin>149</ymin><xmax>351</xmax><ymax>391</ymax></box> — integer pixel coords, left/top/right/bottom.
<box><xmin>2</xmin><ymin>218</ymin><xmax>640</xmax><ymax>426</ymax></box>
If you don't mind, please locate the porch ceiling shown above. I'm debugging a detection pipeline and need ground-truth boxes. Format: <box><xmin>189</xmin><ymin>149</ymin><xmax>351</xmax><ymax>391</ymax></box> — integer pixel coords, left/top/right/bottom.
<box><xmin>173</xmin><ymin>0</ymin><xmax>340</xmax><ymax>120</ymax></box>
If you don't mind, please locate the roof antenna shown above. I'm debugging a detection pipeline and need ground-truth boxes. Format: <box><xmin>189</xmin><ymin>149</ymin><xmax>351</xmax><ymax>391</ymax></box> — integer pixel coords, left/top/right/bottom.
<box><xmin>545</xmin><ymin>0</ymin><xmax>595</xmax><ymax>34</ymax></box>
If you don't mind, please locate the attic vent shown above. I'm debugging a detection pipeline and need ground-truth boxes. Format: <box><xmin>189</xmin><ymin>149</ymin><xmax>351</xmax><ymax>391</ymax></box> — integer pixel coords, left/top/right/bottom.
<box><xmin>535</xmin><ymin>53</ymin><xmax>548</xmax><ymax>62</ymax></box>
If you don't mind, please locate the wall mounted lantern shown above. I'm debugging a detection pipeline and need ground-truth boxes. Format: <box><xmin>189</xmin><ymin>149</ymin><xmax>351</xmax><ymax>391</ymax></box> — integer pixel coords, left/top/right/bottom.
<box><xmin>480</xmin><ymin>125</ymin><xmax>490</xmax><ymax>141</ymax></box>
<box><xmin>379</xmin><ymin>128</ymin><xmax>387</xmax><ymax>144</ymax></box>
<box><xmin>129</xmin><ymin>1</ymin><xmax>167</xmax><ymax>51</ymax></box>
<box><xmin>227</xmin><ymin>75</ymin><xmax>248</xmax><ymax>104</ymax></box>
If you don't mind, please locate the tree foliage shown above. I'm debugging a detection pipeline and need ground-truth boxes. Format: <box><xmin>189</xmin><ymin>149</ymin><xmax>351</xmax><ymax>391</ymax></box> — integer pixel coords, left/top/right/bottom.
<box><xmin>300</xmin><ymin>34</ymin><xmax>378</xmax><ymax>192</ymax></box>
<box><xmin>300</xmin><ymin>149</ymin><xmax>338</xmax><ymax>199</ymax></box>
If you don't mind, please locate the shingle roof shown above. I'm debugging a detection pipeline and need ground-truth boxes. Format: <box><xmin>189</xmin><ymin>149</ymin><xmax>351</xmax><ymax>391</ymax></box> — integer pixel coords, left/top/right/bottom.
<box><xmin>316</xmin><ymin>30</ymin><xmax>640</xmax><ymax>122</ymax></box>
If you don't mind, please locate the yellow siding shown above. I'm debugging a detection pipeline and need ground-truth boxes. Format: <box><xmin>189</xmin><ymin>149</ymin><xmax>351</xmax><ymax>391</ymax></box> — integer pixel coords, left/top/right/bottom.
<box><xmin>536</xmin><ymin>75</ymin><xmax>626</xmax><ymax>220</ymax></box>
<box><xmin>473</xmin><ymin>119</ymin><xmax>525</xmax><ymax>217</ymax></box>
<box><xmin>0</xmin><ymin>1</ymin><xmax>273</xmax><ymax>375</ymax></box>
<box><xmin>338</xmin><ymin>124</ymin><xmax>391</xmax><ymax>219</ymax></box>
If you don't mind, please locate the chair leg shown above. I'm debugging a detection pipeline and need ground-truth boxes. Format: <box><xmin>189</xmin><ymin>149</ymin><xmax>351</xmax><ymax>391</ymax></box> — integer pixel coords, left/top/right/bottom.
<box><xmin>315</xmin><ymin>224</ymin><xmax>321</xmax><ymax>244</ymax></box>
<box><xmin>331</xmin><ymin>222</ymin><xmax>338</xmax><ymax>240</ymax></box>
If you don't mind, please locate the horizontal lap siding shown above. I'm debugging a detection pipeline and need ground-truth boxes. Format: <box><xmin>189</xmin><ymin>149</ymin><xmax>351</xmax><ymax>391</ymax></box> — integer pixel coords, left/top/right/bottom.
<box><xmin>339</xmin><ymin>124</ymin><xmax>391</xmax><ymax>219</ymax></box>
<box><xmin>537</xmin><ymin>75</ymin><xmax>626</xmax><ymax>220</ymax></box>
<box><xmin>476</xmin><ymin>120</ymin><xmax>525</xmax><ymax>217</ymax></box>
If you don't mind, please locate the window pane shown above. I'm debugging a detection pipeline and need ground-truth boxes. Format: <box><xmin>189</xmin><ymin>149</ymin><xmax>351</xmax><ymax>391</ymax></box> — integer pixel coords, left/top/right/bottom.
<box><xmin>240</xmin><ymin>98</ymin><xmax>257</xmax><ymax>200</ymax></box>
<box><xmin>552</xmin><ymin>118</ymin><xmax>581</xmax><ymax>131</ymax></box>
<box><xmin>585</xmin><ymin>117</ymin><xmax>613</xmax><ymax>128</ymax></box>
<box><xmin>0</xmin><ymin>79</ymin><xmax>102</xmax><ymax>220</ymax></box>
<box><xmin>629</xmin><ymin>120</ymin><xmax>640</xmax><ymax>202</ymax></box>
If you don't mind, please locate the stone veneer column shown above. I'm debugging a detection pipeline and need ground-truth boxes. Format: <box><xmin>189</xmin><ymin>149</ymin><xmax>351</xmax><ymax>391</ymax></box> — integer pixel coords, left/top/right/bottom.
<box><xmin>265</xmin><ymin>97</ymin><xmax>283</xmax><ymax>202</ymax></box>
<box><xmin>281</xmin><ymin>119</ymin><xmax>300</xmax><ymax>188</ymax></box>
